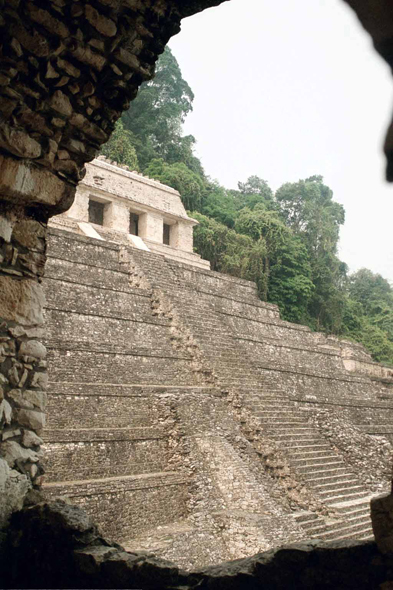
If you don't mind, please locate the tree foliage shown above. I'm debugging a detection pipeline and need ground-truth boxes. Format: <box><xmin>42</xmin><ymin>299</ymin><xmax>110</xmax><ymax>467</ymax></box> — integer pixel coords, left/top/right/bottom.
<box><xmin>144</xmin><ymin>158</ymin><xmax>204</xmax><ymax>211</ymax></box>
<box><xmin>100</xmin><ymin>120</ymin><xmax>139</xmax><ymax>170</ymax></box>
<box><xmin>121</xmin><ymin>46</ymin><xmax>196</xmax><ymax>170</ymax></box>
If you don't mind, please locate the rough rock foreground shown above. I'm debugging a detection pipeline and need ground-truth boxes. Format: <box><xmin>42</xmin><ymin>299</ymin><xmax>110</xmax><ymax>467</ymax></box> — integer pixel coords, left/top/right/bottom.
<box><xmin>2</xmin><ymin>498</ymin><xmax>392</xmax><ymax>590</ymax></box>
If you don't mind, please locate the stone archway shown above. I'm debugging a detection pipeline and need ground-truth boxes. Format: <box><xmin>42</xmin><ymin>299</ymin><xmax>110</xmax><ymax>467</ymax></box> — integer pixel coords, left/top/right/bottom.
<box><xmin>0</xmin><ymin>0</ymin><xmax>393</xmax><ymax>566</ymax></box>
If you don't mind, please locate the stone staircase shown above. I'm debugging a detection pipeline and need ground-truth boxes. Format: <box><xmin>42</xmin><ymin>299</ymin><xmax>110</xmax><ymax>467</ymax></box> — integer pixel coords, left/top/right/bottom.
<box><xmin>128</xmin><ymin>248</ymin><xmax>377</xmax><ymax>542</ymax></box>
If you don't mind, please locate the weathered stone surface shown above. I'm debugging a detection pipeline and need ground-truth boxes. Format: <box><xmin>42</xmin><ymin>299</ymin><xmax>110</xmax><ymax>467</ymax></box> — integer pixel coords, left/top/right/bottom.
<box><xmin>0</xmin><ymin>216</ymin><xmax>13</xmax><ymax>243</ymax></box>
<box><xmin>10</xmin><ymin>23</ymin><xmax>50</xmax><ymax>58</ymax></box>
<box><xmin>0</xmin><ymin>275</ymin><xmax>45</xmax><ymax>325</ymax></box>
<box><xmin>15</xmin><ymin>409</ymin><xmax>45</xmax><ymax>433</ymax></box>
<box><xmin>85</xmin><ymin>5</ymin><xmax>117</xmax><ymax>37</ymax></box>
<box><xmin>23</xmin><ymin>390</ymin><xmax>47</xmax><ymax>411</ymax></box>
<box><xmin>2</xmin><ymin>428</ymin><xmax>21</xmax><ymax>441</ymax></box>
<box><xmin>0</xmin><ymin>123</ymin><xmax>41</xmax><ymax>159</ymax></box>
<box><xmin>0</xmin><ymin>458</ymin><xmax>29</xmax><ymax>531</ymax></box>
<box><xmin>12</xmin><ymin>218</ymin><xmax>46</xmax><ymax>252</ymax></box>
<box><xmin>40</xmin><ymin>227</ymin><xmax>393</xmax><ymax>569</ymax></box>
<box><xmin>22</xmin><ymin>430</ymin><xmax>43</xmax><ymax>448</ymax></box>
<box><xmin>6</xmin><ymin>389</ymin><xmax>34</xmax><ymax>410</ymax></box>
<box><xmin>49</xmin><ymin>90</ymin><xmax>73</xmax><ymax>118</ymax></box>
<box><xmin>0</xmin><ymin>155</ymin><xmax>75</xmax><ymax>213</ymax></box>
<box><xmin>19</xmin><ymin>340</ymin><xmax>47</xmax><ymax>360</ymax></box>
<box><xmin>26</xmin><ymin>4</ymin><xmax>69</xmax><ymax>39</ymax></box>
<box><xmin>0</xmin><ymin>400</ymin><xmax>12</xmax><ymax>425</ymax></box>
<box><xmin>29</xmin><ymin>372</ymin><xmax>48</xmax><ymax>390</ymax></box>
<box><xmin>0</xmin><ymin>440</ymin><xmax>39</xmax><ymax>467</ymax></box>
<box><xmin>371</xmin><ymin>492</ymin><xmax>393</xmax><ymax>554</ymax></box>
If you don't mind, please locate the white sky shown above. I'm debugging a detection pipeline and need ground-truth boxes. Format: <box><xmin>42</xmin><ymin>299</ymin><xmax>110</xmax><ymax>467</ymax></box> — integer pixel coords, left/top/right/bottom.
<box><xmin>169</xmin><ymin>0</ymin><xmax>393</xmax><ymax>283</ymax></box>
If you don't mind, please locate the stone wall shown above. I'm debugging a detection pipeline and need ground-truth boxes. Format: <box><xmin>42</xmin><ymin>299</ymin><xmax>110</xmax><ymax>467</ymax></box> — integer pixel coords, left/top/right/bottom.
<box><xmin>0</xmin><ymin>211</ymin><xmax>49</xmax><ymax>535</ymax></box>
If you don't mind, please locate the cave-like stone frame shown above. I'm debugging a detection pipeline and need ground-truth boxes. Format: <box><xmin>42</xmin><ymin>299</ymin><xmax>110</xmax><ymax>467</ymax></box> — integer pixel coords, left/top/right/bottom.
<box><xmin>0</xmin><ymin>0</ymin><xmax>393</xmax><ymax>567</ymax></box>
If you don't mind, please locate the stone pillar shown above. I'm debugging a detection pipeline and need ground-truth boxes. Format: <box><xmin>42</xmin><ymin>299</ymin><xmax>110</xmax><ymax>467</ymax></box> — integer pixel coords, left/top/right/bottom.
<box><xmin>171</xmin><ymin>222</ymin><xmax>194</xmax><ymax>252</ymax></box>
<box><xmin>65</xmin><ymin>189</ymin><xmax>89</xmax><ymax>223</ymax></box>
<box><xmin>139</xmin><ymin>212</ymin><xmax>164</xmax><ymax>243</ymax></box>
<box><xmin>0</xmin><ymin>205</ymin><xmax>49</xmax><ymax>532</ymax></box>
<box><xmin>104</xmin><ymin>201</ymin><xmax>130</xmax><ymax>233</ymax></box>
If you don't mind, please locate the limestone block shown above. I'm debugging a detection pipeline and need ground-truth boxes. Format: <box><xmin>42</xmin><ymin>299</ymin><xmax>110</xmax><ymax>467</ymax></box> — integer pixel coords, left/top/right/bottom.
<box><xmin>15</xmin><ymin>408</ymin><xmax>46</xmax><ymax>433</ymax></box>
<box><xmin>49</xmin><ymin>90</ymin><xmax>73</xmax><ymax>118</ymax></box>
<box><xmin>19</xmin><ymin>340</ymin><xmax>47</xmax><ymax>360</ymax></box>
<box><xmin>0</xmin><ymin>155</ymin><xmax>75</xmax><ymax>214</ymax></box>
<box><xmin>371</xmin><ymin>491</ymin><xmax>393</xmax><ymax>554</ymax></box>
<box><xmin>138</xmin><ymin>212</ymin><xmax>163</xmax><ymax>243</ymax></box>
<box><xmin>7</xmin><ymin>389</ymin><xmax>35</xmax><ymax>410</ymax></box>
<box><xmin>104</xmin><ymin>201</ymin><xmax>129</xmax><ymax>232</ymax></box>
<box><xmin>0</xmin><ymin>215</ymin><xmax>13</xmax><ymax>242</ymax></box>
<box><xmin>171</xmin><ymin>222</ymin><xmax>194</xmax><ymax>252</ymax></box>
<box><xmin>0</xmin><ymin>440</ymin><xmax>39</xmax><ymax>467</ymax></box>
<box><xmin>85</xmin><ymin>5</ymin><xmax>117</xmax><ymax>37</ymax></box>
<box><xmin>0</xmin><ymin>399</ymin><xmax>12</xmax><ymax>424</ymax></box>
<box><xmin>0</xmin><ymin>275</ymin><xmax>45</xmax><ymax>325</ymax></box>
<box><xmin>30</xmin><ymin>371</ymin><xmax>48</xmax><ymax>391</ymax></box>
<box><xmin>23</xmin><ymin>390</ymin><xmax>47</xmax><ymax>411</ymax></box>
<box><xmin>22</xmin><ymin>430</ymin><xmax>43</xmax><ymax>448</ymax></box>
<box><xmin>0</xmin><ymin>458</ymin><xmax>30</xmax><ymax>530</ymax></box>
<box><xmin>12</xmin><ymin>218</ymin><xmax>46</xmax><ymax>251</ymax></box>
<box><xmin>65</xmin><ymin>189</ymin><xmax>89</xmax><ymax>224</ymax></box>
<box><xmin>0</xmin><ymin>121</ymin><xmax>41</xmax><ymax>159</ymax></box>
<box><xmin>2</xmin><ymin>428</ymin><xmax>21</xmax><ymax>441</ymax></box>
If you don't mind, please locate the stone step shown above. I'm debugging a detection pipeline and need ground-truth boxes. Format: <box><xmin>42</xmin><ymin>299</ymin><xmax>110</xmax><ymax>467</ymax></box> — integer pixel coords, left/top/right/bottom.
<box><xmin>303</xmin><ymin>523</ymin><xmax>329</xmax><ymax>536</ymax></box>
<box><xmin>312</xmin><ymin>479</ymin><xmax>362</xmax><ymax>493</ymax></box>
<box><xmin>272</xmin><ymin>434</ymin><xmax>325</xmax><ymax>444</ymax></box>
<box><xmin>248</xmin><ymin>398</ymin><xmax>293</xmax><ymax>405</ymax></box>
<box><xmin>266</xmin><ymin>425</ymin><xmax>317</xmax><ymax>433</ymax></box>
<box><xmin>247</xmin><ymin>397</ymin><xmax>293</xmax><ymax>404</ymax></box>
<box><xmin>258</xmin><ymin>419</ymin><xmax>309</xmax><ymax>426</ymax></box>
<box><xmin>256</xmin><ymin>418</ymin><xmax>308</xmax><ymax>426</ymax></box>
<box><xmin>306</xmin><ymin>473</ymin><xmax>361</xmax><ymax>486</ymax></box>
<box><xmin>291</xmin><ymin>455</ymin><xmax>345</xmax><ymax>467</ymax></box>
<box><xmin>324</xmin><ymin>489</ymin><xmax>370</xmax><ymax>504</ymax></box>
<box><xmin>289</xmin><ymin>443</ymin><xmax>332</xmax><ymax>452</ymax></box>
<box><xmin>331</xmin><ymin>497</ymin><xmax>373</xmax><ymax>514</ymax></box>
<box><xmin>293</xmin><ymin>511</ymin><xmax>320</xmax><ymax>524</ymax></box>
<box><xmin>298</xmin><ymin>464</ymin><xmax>348</xmax><ymax>476</ymax></box>
<box><xmin>251</xmin><ymin>407</ymin><xmax>299</xmax><ymax>414</ymax></box>
<box><xmin>291</xmin><ymin>449</ymin><xmax>338</xmax><ymax>460</ymax></box>
<box><xmin>336</xmin><ymin>504</ymin><xmax>372</xmax><ymax>519</ymax></box>
<box><xmin>316</xmin><ymin>520</ymin><xmax>373</xmax><ymax>541</ymax></box>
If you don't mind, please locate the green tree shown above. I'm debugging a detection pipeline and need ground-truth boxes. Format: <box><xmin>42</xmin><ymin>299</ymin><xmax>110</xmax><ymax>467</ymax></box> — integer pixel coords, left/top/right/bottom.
<box><xmin>191</xmin><ymin>212</ymin><xmax>268</xmax><ymax>294</ymax></box>
<box><xmin>122</xmin><ymin>47</ymin><xmax>196</xmax><ymax>169</ymax></box>
<box><xmin>144</xmin><ymin>158</ymin><xmax>204</xmax><ymax>211</ymax></box>
<box><xmin>348</xmin><ymin>269</ymin><xmax>393</xmax><ymax>344</ymax></box>
<box><xmin>235</xmin><ymin>206</ymin><xmax>314</xmax><ymax>318</ymax></box>
<box><xmin>234</xmin><ymin>175</ymin><xmax>274</xmax><ymax>210</ymax></box>
<box><xmin>276</xmin><ymin>176</ymin><xmax>346</xmax><ymax>331</ymax></box>
<box><xmin>201</xmin><ymin>180</ymin><xmax>237</xmax><ymax>228</ymax></box>
<box><xmin>100</xmin><ymin>120</ymin><xmax>139</xmax><ymax>170</ymax></box>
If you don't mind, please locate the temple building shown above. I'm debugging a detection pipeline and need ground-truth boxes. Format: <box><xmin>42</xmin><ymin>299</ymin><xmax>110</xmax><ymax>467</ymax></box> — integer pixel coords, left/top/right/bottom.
<box><xmin>50</xmin><ymin>156</ymin><xmax>210</xmax><ymax>270</ymax></box>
